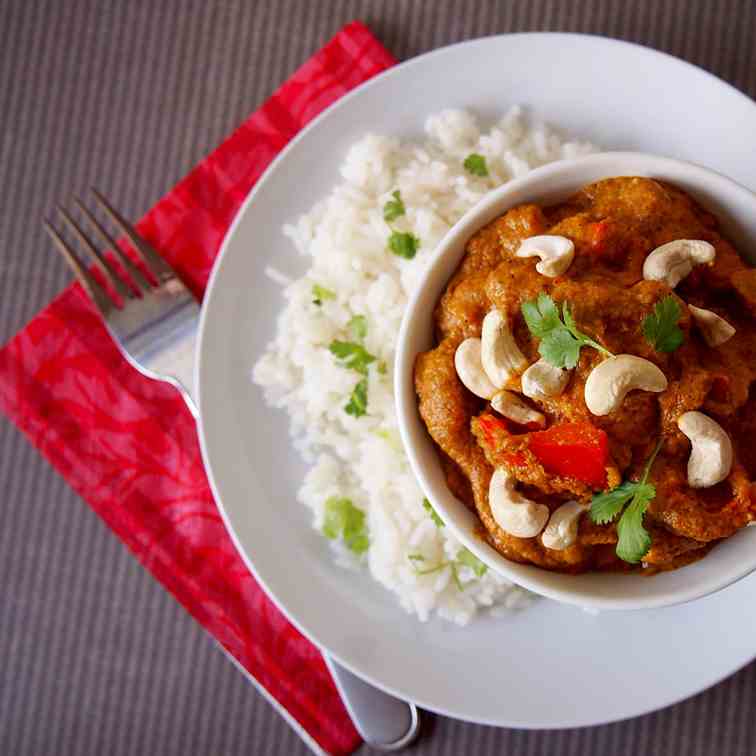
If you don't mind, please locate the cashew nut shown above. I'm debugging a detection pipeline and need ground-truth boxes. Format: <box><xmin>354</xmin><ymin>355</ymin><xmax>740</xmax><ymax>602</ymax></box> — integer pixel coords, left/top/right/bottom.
<box><xmin>488</xmin><ymin>467</ymin><xmax>549</xmax><ymax>538</ymax></box>
<box><xmin>689</xmin><ymin>305</ymin><xmax>736</xmax><ymax>347</ymax></box>
<box><xmin>541</xmin><ymin>501</ymin><xmax>588</xmax><ymax>551</ymax></box>
<box><xmin>481</xmin><ymin>309</ymin><xmax>527</xmax><ymax>387</ymax></box>
<box><xmin>584</xmin><ymin>355</ymin><xmax>667</xmax><ymax>416</ymax></box>
<box><xmin>521</xmin><ymin>358</ymin><xmax>570</xmax><ymax>399</ymax></box>
<box><xmin>677</xmin><ymin>411</ymin><xmax>733</xmax><ymax>488</ymax></box>
<box><xmin>642</xmin><ymin>239</ymin><xmax>715</xmax><ymax>288</ymax></box>
<box><xmin>516</xmin><ymin>235</ymin><xmax>575</xmax><ymax>277</ymax></box>
<box><xmin>491</xmin><ymin>390</ymin><xmax>546</xmax><ymax>428</ymax></box>
<box><xmin>454</xmin><ymin>338</ymin><xmax>496</xmax><ymax>399</ymax></box>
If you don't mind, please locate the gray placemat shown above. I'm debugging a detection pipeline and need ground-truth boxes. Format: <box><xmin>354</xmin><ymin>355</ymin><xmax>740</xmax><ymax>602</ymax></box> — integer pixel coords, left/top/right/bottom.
<box><xmin>2</xmin><ymin>1</ymin><xmax>755</xmax><ymax>754</ymax></box>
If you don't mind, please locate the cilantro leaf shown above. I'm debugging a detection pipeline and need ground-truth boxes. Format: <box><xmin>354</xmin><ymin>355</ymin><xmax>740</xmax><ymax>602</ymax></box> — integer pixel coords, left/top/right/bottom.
<box><xmin>348</xmin><ymin>314</ymin><xmax>368</xmax><ymax>342</ymax></box>
<box><xmin>464</xmin><ymin>153</ymin><xmax>489</xmax><ymax>177</ymax></box>
<box><xmin>323</xmin><ymin>497</ymin><xmax>369</xmax><ymax>554</ymax></box>
<box><xmin>388</xmin><ymin>231</ymin><xmax>420</xmax><ymax>259</ymax></box>
<box><xmin>312</xmin><ymin>283</ymin><xmax>335</xmax><ymax>306</ymax></box>
<box><xmin>589</xmin><ymin>481</ymin><xmax>636</xmax><ymax>524</ymax></box>
<box><xmin>616</xmin><ymin>487</ymin><xmax>655</xmax><ymax>563</ymax></box>
<box><xmin>540</xmin><ymin>328</ymin><xmax>582</xmax><ymax>369</ymax></box>
<box><xmin>521</xmin><ymin>293</ymin><xmax>613</xmax><ymax>369</ymax></box>
<box><xmin>407</xmin><ymin>553</ymin><xmax>425</xmax><ymax>563</ymax></box>
<box><xmin>423</xmin><ymin>497</ymin><xmax>444</xmax><ymax>527</ymax></box>
<box><xmin>589</xmin><ymin>439</ymin><xmax>663</xmax><ymax>563</ymax></box>
<box><xmin>377</xmin><ymin>360</ymin><xmax>388</xmax><ymax>375</ymax></box>
<box><xmin>521</xmin><ymin>292</ymin><xmax>561</xmax><ymax>338</ymax></box>
<box><xmin>344</xmin><ymin>378</ymin><xmax>368</xmax><ymax>417</ymax></box>
<box><xmin>329</xmin><ymin>340</ymin><xmax>376</xmax><ymax>375</ymax></box>
<box><xmin>383</xmin><ymin>190</ymin><xmax>406</xmax><ymax>222</ymax></box>
<box><xmin>642</xmin><ymin>295</ymin><xmax>684</xmax><ymax>353</ymax></box>
<box><xmin>456</xmin><ymin>547</ymin><xmax>488</xmax><ymax>577</ymax></box>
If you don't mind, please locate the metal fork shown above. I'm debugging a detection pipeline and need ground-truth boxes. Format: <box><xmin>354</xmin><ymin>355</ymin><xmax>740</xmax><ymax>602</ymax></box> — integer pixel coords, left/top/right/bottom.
<box><xmin>44</xmin><ymin>190</ymin><xmax>200</xmax><ymax>417</ymax></box>
<box><xmin>44</xmin><ymin>191</ymin><xmax>420</xmax><ymax>753</ymax></box>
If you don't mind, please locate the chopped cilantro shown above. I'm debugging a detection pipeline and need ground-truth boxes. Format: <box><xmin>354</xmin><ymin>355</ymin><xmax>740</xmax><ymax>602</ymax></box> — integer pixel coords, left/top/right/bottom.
<box><xmin>322</xmin><ymin>497</ymin><xmax>369</xmax><ymax>554</ymax></box>
<box><xmin>348</xmin><ymin>314</ymin><xmax>368</xmax><ymax>342</ymax></box>
<box><xmin>383</xmin><ymin>190</ymin><xmax>406</xmax><ymax>222</ymax></box>
<box><xmin>642</xmin><ymin>295</ymin><xmax>684</xmax><ymax>353</ymax></box>
<box><xmin>344</xmin><ymin>377</ymin><xmax>368</xmax><ymax>418</ymax></box>
<box><xmin>311</xmin><ymin>283</ymin><xmax>335</xmax><ymax>306</ymax></box>
<box><xmin>423</xmin><ymin>497</ymin><xmax>444</xmax><ymax>527</ymax></box>
<box><xmin>388</xmin><ymin>231</ymin><xmax>420</xmax><ymax>260</ymax></box>
<box><xmin>522</xmin><ymin>293</ymin><xmax>614</xmax><ymax>369</ymax></box>
<box><xmin>456</xmin><ymin>547</ymin><xmax>488</xmax><ymax>577</ymax></box>
<box><xmin>329</xmin><ymin>340</ymin><xmax>376</xmax><ymax>376</ymax></box>
<box><xmin>464</xmin><ymin>153</ymin><xmax>489</xmax><ymax>177</ymax></box>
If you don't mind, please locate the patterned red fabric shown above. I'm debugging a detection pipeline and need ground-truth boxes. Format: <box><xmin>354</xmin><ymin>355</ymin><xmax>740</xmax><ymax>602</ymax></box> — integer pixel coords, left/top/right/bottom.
<box><xmin>0</xmin><ymin>22</ymin><xmax>395</xmax><ymax>756</ymax></box>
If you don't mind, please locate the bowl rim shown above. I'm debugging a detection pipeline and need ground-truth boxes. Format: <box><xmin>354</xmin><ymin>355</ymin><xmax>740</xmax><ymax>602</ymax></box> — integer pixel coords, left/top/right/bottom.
<box><xmin>395</xmin><ymin>150</ymin><xmax>756</xmax><ymax>611</ymax></box>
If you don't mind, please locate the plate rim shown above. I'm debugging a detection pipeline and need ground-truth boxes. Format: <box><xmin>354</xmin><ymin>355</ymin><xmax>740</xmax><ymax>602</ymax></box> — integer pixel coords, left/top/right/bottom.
<box><xmin>196</xmin><ymin>31</ymin><xmax>756</xmax><ymax>728</ymax></box>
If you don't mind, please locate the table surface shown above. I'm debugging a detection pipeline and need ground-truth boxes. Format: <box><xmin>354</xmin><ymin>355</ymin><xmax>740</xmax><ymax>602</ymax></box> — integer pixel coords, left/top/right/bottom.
<box><xmin>3</xmin><ymin>1</ymin><xmax>756</xmax><ymax>754</ymax></box>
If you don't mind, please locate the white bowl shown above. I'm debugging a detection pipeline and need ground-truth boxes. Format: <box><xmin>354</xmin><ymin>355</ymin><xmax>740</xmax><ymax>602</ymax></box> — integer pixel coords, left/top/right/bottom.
<box><xmin>395</xmin><ymin>151</ymin><xmax>756</xmax><ymax>611</ymax></box>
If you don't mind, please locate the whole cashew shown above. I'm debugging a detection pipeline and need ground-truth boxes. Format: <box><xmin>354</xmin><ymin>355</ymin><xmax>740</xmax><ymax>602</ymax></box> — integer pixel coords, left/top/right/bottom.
<box><xmin>541</xmin><ymin>501</ymin><xmax>588</xmax><ymax>550</ymax></box>
<box><xmin>455</xmin><ymin>338</ymin><xmax>497</xmax><ymax>399</ymax></box>
<box><xmin>584</xmin><ymin>355</ymin><xmax>667</xmax><ymax>416</ymax></box>
<box><xmin>491</xmin><ymin>390</ymin><xmax>546</xmax><ymax>428</ymax></box>
<box><xmin>677</xmin><ymin>411</ymin><xmax>733</xmax><ymax>488</ymax></box>
<box><xmin>516</xmin><ymin>235</ymin><xmax>575</xmax><ymax>277</ymax></box>
<box><xmin>689</xmin><ymin>305</ymin><xmax>736</xmax><ymax>347</ymax></box>
<box><xmin>642</xmin><ymin>239</ymin><xmax>715</xmax><ymax>288</ymax></box>
<box><xmin>521</xmin><ymin>358</ymin><xmax>570</xmax><ymax>399</ymax></box>
<box><xmin>488</xmin><ymin>467</ymin><xmax>549</xmax><ymax>538</ymax></box>
<box><xmin>481</xmin><ymin>309</ymin><xmax>528</xmax><ymax>387</ymax></box>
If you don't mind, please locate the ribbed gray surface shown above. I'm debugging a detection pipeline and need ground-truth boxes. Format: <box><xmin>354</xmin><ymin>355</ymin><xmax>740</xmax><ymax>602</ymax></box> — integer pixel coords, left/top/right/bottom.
<box><xmin>2</xmin><ymin>1</ymin><xmax>756</xmax><ymax>754</ymax></box>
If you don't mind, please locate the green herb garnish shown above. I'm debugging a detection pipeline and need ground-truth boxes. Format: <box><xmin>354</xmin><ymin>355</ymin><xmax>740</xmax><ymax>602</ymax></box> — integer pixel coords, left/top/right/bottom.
<box><xmin>589</xmin><ymin>439</ymin><xmax>663</xmax><ymax>563</ymax></box>
<box><xmin>311</xmin><ymin>283</ymin><xmax>336</xmax><ymax>306</ymax></box>
<box><xmin>329</xmin><ymin>340</ymin><xmax>376</xmax><ymax>375</ymax></box>
<box><xmin>464</xmin><ymin>153</ymin><xmax>489</xmax><ymax>177</ymax></box>
<box><xmin>377</xmin><ymin>360</ymin><xmax>388</xmax><ymax>375</ymax></box>
<box><xmin>406</xmin><ymin>546</ymin><xmax>486</xmax><ymax>589</ymax></box>
<box><xmin>344</xmin><ymin>377</ymin><xmax>368</xmax><ymax>417</ymax></box>
<box><xmin>348</xmin><ymin>314</ymin><xmax>368</xmax><ymax>342</ymax></box>
<box><xmin>323</xmin><ymin>497</ymin><xmax>369</xmax><ymax>554</ymax></box>
<box><xmin>383</xmin><ymin>190</ymin><xmax>406</xmax><ymax>222</ymax></box>
<box><xmin>423</xmin><ymin>497</ymin><xmax>444</xmax><ymax>527</ymax></box>
<box><xmin>642</xmin><ymin>295</ymin><xmax>684</xmax><ymax>353</ymax></box>
<box><xmin>388</xmin><ymin>231</ymin><xmax>420</xmax><ymax>260</ymax></box>
<box><xmin>521</xmin><ymin>293</ymin><xmax>614</xmax><ymax>369</ymax></box>
<box><xmin>330</xmin><ymin>328</ymin><xmax>376</xmax><ymax>418</ymax></box>
<box><xmin>456</xmin><ymin>547</ymin><xmax>488</xmax><ymax>577</ymax></box>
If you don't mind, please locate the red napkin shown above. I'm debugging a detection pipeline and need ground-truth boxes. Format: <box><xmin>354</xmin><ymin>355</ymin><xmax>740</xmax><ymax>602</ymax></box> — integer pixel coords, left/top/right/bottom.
<box><xmin>0</xmin><ymin>22</ymin><xmax>395</xmax><ymax>756</ymax></box>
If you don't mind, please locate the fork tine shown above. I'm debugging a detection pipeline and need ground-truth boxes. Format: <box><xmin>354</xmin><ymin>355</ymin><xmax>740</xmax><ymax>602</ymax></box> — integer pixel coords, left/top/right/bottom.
<box><xmin>44</xmin><ymin>220</ymin><xmax>116</xmax><ymax>314</ymax></box>
<box><xmin>57</xmin><ymin>204</ymin><xmax>134</xmax><ymax>301</ymax></box>
<box><xmin>91</xmin><ymin>188</ymin><xmax>173</xmax><ymax>281</ymax></box>
<box><xmin>74</xmin><ymin>197</ymin><xmax>152</xmax><ymax>295</ymax></box>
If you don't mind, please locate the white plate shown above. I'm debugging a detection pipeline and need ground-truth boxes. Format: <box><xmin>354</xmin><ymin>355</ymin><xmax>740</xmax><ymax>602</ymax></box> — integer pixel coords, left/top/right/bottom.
<box><xmin>197</xmin><ymin>34</ymin><xmax>756</xmax><ymax>728</ymax></box>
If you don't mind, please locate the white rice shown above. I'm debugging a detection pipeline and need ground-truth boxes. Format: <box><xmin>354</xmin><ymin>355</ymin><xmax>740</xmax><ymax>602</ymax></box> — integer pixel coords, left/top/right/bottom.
<box><xmin>253</xmin><ymin>107</ymin><xmax>596</xmax><ymax>625</ymax></box>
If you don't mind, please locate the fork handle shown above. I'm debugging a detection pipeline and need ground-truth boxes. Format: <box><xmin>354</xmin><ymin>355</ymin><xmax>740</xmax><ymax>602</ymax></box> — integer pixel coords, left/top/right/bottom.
<box><xmin>324</xmin><ymin>655</ymin><xmax>420</xmax><ymax>750</ymax></box>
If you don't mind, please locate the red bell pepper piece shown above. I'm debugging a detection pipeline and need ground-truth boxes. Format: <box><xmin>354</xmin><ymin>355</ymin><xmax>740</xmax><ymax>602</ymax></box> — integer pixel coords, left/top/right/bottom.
<box><xmin>528</xmin><ymin>422</ymin><xmax>608</xmax><ymax>488</ymax></box>
<box><xmin>477</xmin><ymin>413</ymin><xmax>510</xmax><ymax>447</ymax></box>
<box><xmin>476</xmin><ymin>414</ymin><xmax>527</xmax><ymax>466</ymax></box>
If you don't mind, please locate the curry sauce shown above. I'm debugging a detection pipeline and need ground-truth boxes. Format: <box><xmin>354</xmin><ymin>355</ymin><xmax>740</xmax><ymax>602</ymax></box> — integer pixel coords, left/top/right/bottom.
<box><xmin>415</xmin><ymin>177</ymin><xmax>756</xmax><ymax>573</ymax></box>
